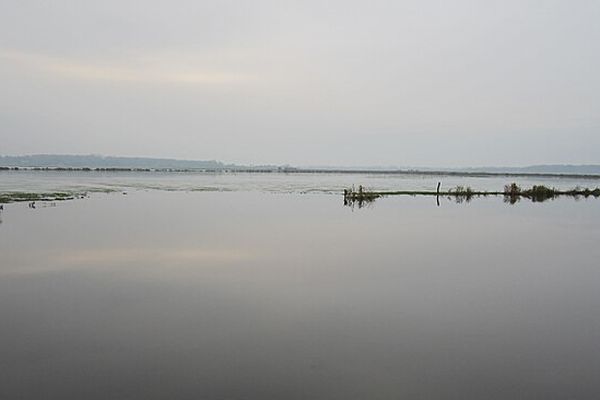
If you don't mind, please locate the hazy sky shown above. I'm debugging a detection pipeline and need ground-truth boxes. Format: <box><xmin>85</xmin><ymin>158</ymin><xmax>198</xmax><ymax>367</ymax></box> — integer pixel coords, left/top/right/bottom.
<box><xmin>1</xmin><ymin>1</ymin><xmax>599</xmax><ymax>167</ymax></box>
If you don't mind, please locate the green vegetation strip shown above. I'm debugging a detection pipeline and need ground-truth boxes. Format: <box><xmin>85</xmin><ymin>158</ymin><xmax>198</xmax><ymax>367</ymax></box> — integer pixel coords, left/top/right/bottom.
<box><xmin>344</xmin><ymin>184</ymin><xmax>600</xmax><ymax>203</ymax></box>
<box><xmin>0</xmin><ymin>192</ymin><xmax>79</xmax><ymax>204</ymax></box>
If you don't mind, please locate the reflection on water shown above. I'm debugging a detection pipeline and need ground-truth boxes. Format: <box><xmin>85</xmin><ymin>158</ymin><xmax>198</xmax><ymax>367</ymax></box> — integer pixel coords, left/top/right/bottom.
<box><xmin>345</xmin><ymin>191</ymin><xmax>599</xmax><ymax>209</ymax></box>
<box><xmin>343</xmin><ymin>195</ymin><xmax>377</xmax><ymax>210</ymax></box>
<box><xmin>1</xmin><ymin>192</ymin><xmax>600</xmax><ymax>399</ymax></box>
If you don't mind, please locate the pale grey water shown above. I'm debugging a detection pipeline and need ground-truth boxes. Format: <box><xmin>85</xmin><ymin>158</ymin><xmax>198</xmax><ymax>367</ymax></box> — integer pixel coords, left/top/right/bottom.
<box><xmin>1</xmin><ymin>169</ymin><xmax>599</xmax><ymax>194</ymax></box>
<box><xmin>1</xmin><ymin>176</ymin><xmax>600</xmax><ymax>399</ymax></box>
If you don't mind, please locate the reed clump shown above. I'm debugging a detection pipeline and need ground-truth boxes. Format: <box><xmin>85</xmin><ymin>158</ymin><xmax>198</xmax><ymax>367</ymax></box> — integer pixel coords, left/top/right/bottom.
<box><xmin>447</xmin><ymin>185</ymin><xmax>476</xmax><ymax>203</ymax></box>
<box><xmin>524</xmin><ymin>185</ymin><xmax>556</xmax><ymax>202</ymax></box>
<box><xmin>343</xmin><ymin>185</ymin><xmax>379</xmax><ymax>208</ymax></box>
<box><xmin>502</xmin><ymin>183</ymin><xmax>600</xmax><ymax>203</ymax></box>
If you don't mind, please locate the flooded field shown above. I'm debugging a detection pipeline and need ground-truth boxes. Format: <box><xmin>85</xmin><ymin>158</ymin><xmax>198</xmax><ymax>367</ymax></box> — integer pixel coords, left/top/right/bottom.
<box><xmin>1</xmin><ymin>175</ymin><xmax>600</xmax><ymax>399</ymax></box>
<box><xmin>2</xmin><ymin>169</ymin><xmax>600</xmax><ymax>195</ymax></box>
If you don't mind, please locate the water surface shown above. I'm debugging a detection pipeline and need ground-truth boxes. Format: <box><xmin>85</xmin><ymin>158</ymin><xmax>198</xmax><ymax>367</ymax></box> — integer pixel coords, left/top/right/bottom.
<box><xmin>2</xmin><ymin>169</ymin><xmax>599</xmax><ymax>194</ymax></box>
<box><xmin>1</xmin><ymin>191</ymin><xmax>599</xmax><ymax>399</ymax></box>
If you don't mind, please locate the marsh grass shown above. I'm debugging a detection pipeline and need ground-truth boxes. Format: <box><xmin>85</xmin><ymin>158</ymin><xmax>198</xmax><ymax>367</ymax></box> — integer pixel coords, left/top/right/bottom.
<box><xmin>344</xmin><ymin>182</ymin><xmax>600</xmax><ymax>206</ymax></box>
<box><xmin>0</xmin><ymin>191</ymin><xmax>77</xmax><ymax>204</ymax></box>
<box><xmin>343</xmin><ymin>185</ymin><xmax>379</xmax><ymax>209</ymax></box>
<box><xmin>502</xmin><ymin>184</ymin><xmax>600</xmax><ymax>203</ymax></box>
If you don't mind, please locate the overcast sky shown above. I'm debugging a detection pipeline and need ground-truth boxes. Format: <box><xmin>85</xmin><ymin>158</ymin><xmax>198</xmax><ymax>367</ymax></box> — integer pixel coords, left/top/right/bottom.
<box><xmin>1</xmin><ymin>0</ymin><xmax>599</xmax><ymax>167</ymax></box>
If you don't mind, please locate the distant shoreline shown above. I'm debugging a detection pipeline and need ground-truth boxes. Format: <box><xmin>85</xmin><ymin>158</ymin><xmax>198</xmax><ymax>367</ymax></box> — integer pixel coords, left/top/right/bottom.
<box><xmin>1</xmin><ymin>166</ymin><xmax>600</xmax><ymax>180</ymax></box>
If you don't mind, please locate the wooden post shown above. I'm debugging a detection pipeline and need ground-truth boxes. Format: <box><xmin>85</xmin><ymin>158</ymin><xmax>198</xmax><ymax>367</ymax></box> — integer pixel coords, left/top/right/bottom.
<box><xmin>436</xmin><ymin>182</ymin><xmax>441</xmax><ymax>194</ymax></box>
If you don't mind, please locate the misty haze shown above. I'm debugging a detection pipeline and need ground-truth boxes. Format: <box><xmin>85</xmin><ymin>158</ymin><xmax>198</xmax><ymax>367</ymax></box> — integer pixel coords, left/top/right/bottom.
<box><xmin>1</xmin><ymin>1</ymin><xmax>600</xmax><ymax>399</ymax></box>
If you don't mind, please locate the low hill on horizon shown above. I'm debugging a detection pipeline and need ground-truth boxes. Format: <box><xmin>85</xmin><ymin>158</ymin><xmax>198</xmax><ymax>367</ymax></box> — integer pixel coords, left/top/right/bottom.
<box><xmin>0</xmin><ymin>154</ymin><xmax>232</xmax><ymax>170</ymax></box>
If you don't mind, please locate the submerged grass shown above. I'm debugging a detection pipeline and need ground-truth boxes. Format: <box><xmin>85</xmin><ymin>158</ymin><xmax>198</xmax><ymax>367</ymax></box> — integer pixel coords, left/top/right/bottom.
<box><xmin>0</xmin><ymin>191</ymin><xmax>79</xmax><ymax>204</ymax></box>
<box><xmin>344</xmin><ymin>183</ymin><xmax>600</xmax><ymax>206</ymax></box>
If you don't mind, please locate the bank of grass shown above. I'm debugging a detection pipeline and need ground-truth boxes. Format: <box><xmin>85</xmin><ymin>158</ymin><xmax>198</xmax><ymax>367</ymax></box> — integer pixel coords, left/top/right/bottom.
<box><xmin>344</xmin><ymin>183</ymin><xmax>600</xmax><ymax>205</ymax></box>
<box><xmin>0</xmin><ymin>191</ymin><xmax>78</xmax><ymax>204</ymax></box>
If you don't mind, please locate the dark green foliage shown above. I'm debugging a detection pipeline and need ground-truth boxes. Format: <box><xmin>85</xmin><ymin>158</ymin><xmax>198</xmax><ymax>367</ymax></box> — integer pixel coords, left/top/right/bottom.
<box><xmin>522</xmin><ymin>185</ymin><xmax>556</xmax><ymax>202</ymax></box>
<box><xmin>504</xmin><ymin>183</ymin><xmax>521</xmax><ymax>196</ymax></box>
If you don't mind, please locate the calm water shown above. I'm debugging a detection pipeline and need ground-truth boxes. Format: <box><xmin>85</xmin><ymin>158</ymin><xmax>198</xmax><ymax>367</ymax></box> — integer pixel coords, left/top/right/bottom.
<box><xmin>1</xmin><ymin>169</ymin><xmax>600</xmax><ymax>194</ymax></box>
<box><xmin>1</xmin><ymin>181</ymin><xmax>600</xmax><ymax>398</ymax></box>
